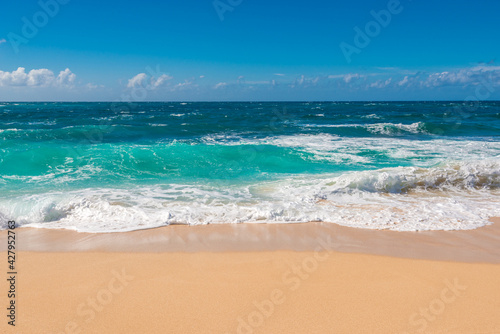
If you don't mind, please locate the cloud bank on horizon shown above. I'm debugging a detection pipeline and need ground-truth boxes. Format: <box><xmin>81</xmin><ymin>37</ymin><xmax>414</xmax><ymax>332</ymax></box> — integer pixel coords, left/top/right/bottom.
<box><xmin>0</xmin><ymin>67</ymin><xmax>75</xmax><ymax>87</ymax></box>
<box><xmin>0</xmin><ymin>65</ymin><xmax>499</xmax><ymax>101</ymax></box>
<box><xmin>0</xmin><ymin>0</ymin><xmax>499</xmax><ymax>101</ymax></box>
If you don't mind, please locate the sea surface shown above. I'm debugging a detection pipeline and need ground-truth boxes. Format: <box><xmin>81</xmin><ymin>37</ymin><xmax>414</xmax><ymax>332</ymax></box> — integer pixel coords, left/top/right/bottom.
<box><xmin>1</xmin><ymin>101</ymin><xmax>500</xmax><ymax>232</ymax></box>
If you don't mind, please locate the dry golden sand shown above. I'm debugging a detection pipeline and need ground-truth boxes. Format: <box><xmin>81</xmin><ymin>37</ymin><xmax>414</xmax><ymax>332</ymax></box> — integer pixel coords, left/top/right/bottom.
<box><xmin>1</xmin><ymin>218</ymin><xmax>500</xmax><ymax>334</ymax></box>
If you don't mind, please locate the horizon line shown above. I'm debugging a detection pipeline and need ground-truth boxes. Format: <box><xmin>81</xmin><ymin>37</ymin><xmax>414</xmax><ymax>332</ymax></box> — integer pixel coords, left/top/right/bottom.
<box><xmin>2</xmin><ymin>100</ymin><xmax>500</xmax><ymax>103</ymax></box>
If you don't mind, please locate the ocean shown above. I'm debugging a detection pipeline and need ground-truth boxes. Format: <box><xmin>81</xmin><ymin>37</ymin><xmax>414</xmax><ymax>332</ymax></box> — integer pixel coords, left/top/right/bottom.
<box><xmin>1</xmin><ymin>101</ymin><xmax>499</xmax><ymax>232</ymax></box>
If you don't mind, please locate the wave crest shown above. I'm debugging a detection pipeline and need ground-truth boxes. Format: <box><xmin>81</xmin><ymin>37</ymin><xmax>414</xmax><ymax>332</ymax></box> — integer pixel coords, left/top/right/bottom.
<box><xmin>329</xmin><ymin>160</ymin><xmax>500</xmax><ymax>193</ymax></box>
<box><xmin>365</xmin><ymin>122</ymin><xmax>428</xmax><ymax>135</ymax></box>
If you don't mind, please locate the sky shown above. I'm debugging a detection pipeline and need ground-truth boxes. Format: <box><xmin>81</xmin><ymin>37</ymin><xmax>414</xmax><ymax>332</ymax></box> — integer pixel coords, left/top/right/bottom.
<box><xmin>1</xmin><ymin>0</ymin><xmax>500</xmax><ymax>101</ymax></box>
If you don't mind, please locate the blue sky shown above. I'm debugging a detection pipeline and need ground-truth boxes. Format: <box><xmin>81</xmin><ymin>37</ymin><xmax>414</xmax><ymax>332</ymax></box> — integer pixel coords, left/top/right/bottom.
<box><xmin>1</xmin><ymin>0</ymin><xmax>500</xmax><ymax>101</ymax></box>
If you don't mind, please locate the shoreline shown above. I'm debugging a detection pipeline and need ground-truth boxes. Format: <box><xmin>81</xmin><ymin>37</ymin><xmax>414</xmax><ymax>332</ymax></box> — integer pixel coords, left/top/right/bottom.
<box><xmin>1</xmin><ymin>217</ymin><xmax>499</xmax><ymax>263</ymax></box>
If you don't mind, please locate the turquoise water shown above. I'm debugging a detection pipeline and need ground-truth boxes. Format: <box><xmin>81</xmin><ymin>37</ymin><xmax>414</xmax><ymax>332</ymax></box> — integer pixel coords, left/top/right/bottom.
<box><xmin>1</xmin><ymin>101</ymin><xmax>500</xmax><ymax>232</ymax></box>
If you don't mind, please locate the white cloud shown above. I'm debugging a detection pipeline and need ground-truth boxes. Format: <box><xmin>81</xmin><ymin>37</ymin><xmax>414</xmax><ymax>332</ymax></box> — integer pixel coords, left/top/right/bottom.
<box><xmin>127</xmin><ymin>73</ymin><xmax>148</xmax><ymax>88</ymax></box>
<box><xmin>0</xmin><ymin>67</ymin><xmax>76</xmax><ymax>87</ymax></box>
<box><xmin>0</xmin><ymin>67</ymin><xmax>28</xmax><ymax>86</ymax></box>
<box><xmin>289</xmin><ymin>75</ymin><xmax>322</xmax><ymax>89</ymax></box>
<box><xmin>214</xmin><ymin>82</ymin><xmax>227</xmax><ymax>89</ymax></box>
<box><xmin>151</xmin><ymin>74</ymin><xmax>173</xmax><ymax>88</ymax></box>
<box><xmin>236</xmin><ymin>76</ymin><xmax>245</xmax><ymax>85</ymax></box>
<box><xmin>386</xmin><ymin>65</ymin><xmax>500</xmax><ymax>89</ymax></box>
<box><xmin>343</xmin><ymin>73</ymin><xmax>361</xmax><ymax>83</ymax></box>
<box><xmin>398</xmin><ymin>76</ymin><xmax>409</xmax><ymax>86</ymax></box>
<box><xmin>119</xmin><ymin>65</ymin><xmax>499</xmax><ymax>98</ymax></box>
<box><xmin>171</xmin><ymin>80</ymin><xmax>195</xmax><ymax>91</ymax></box>
<box><xmin>56</xmin><ymin>68</ymin><xmax>76</xmax><ymax>86</ymax></box>
<box><xmin>471</xmin><ymin>65</ymin><xmax>500</xmax><ymax>72</ymax></box>
<box><xmin>423</xmin><ymin>66</ymin><xmax>500</xmax><ymax>88</ymax></box>
<box><xmin>0</xmin><ymin>39</ymin><xmax>6</xmax><ymax>45</ymax></box>
<box><xmin>127</xmin><ymin>72</ymin><xmax>173</xmax><ymax>89</ymax></box>
<box><xmin>370</xmin><ymin>78</ymin><xmax>392</xmax><ymax>89</ymax></box>
<box><xmin>273</xmin><ymin>73</ymin><xmax>285</xmax><ymax>76</ymax></box>
<box><xmin>425</xmin><ymin>71</ymin><xmax>468</xmax><ymax>87</ymax></box>
<box><xmin>86</xmin><ymin>83</ymin><xmax>104</xmax><ymax>90</ymax></box>
<box><xmin>297</xmin><ymin>75</ymin><xmax>305</xmax><ymax>86</ymax></box>
<box><xmin>27</xmin><ymin>69</ymin><xmax>54</xmax><ymax>86</ymax></box>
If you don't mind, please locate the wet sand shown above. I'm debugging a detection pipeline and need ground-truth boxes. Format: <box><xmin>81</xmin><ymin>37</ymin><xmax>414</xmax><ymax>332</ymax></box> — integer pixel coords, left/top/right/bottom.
<box><xmin>5</xmin><ymin>217</ymin><xmax>500</xmax><ymax>262</ymax></box>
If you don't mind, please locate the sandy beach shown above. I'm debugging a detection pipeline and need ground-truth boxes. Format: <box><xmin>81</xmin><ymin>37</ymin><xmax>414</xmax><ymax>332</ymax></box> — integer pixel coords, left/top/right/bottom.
<box><xmin>1</xmin><ymin>218</ymin><xmax>500</xmax><ymax>333</ymax></box>
<box><xmin>2</xmin><ymin>0</ymin><xmax>500</xmax><ymax>331</ymax></box>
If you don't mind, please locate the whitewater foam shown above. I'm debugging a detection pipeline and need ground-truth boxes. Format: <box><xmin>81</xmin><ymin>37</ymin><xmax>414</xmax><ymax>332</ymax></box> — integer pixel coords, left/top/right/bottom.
<box><xmin>1</xmin><ymin>160</ymin><xmax>499</xmax><ymax>232</ymax></box>
<box><xmin>366</xmin><ymin>122</ymin><xmax>428</xmax><ymax>135</ymax></box>
<box><xmin>300</xmin><ymin>122</ymin><xmax>429</xmax><ymax>135</ymax></box>
<box><xmin>200</xmin><ymin>133</ymin><xmax>500</xmax><ymax>166</ymax></box>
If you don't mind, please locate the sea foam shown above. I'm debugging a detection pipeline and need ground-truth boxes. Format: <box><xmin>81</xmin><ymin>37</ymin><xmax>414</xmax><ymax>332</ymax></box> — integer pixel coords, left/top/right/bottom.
<box><xmin>1</xmin><ymin>159</ymin><xmax>499</xmax><ymax>232</ymax></box>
